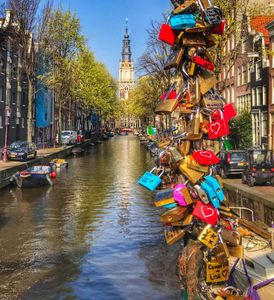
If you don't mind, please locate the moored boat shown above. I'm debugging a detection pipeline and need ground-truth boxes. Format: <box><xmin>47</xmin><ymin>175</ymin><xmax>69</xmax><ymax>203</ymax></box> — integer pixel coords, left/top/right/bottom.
<box><xmin>11</xmin><ymin>166</ymin><xmax>53</xmax><ymax>188</ymax></box>
<box><xmin>50</xmin><ymin>158</ymin><xmax>68</xmax><ymax>169</ymax></box>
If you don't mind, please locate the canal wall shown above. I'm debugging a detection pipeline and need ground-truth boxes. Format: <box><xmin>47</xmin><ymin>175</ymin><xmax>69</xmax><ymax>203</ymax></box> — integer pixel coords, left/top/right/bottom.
<box><xmin>224</xmin><ymin>182</ymin><xmax>274</xmax><ymax>226</ymax></box>
<box><xmin>0</xmin><ymin>139</ymin><xmax>93</xmax><ymax>190</ymax></box>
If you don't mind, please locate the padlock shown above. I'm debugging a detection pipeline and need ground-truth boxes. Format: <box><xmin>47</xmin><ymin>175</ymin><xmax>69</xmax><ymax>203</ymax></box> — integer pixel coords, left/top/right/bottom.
<box><xmin>170</xmin><ymin>0</ymin><xmax>185</xmax><ymax>8</ymax></box>
<box><xmin>173</xmin><ymin>0</ymin><xmax>198</xmax><ymax>14</ymax></box>
<box><xmin>197</xmin><ymin>0</ymin><xmax>223</xmax><ymax>25</ymax></box>
<box><xmin>179</xmin><ymin>160</ymin><xmax>205</xmax><ymax>184</ymax></box>
<box><xmin>192</xmin><ymin>54</ymin><xmax>215</xmax><ymax>71</ymax></box>
<box><xmin>208</xmin><ymin>19</ymin><xmax>226</xmax><ymax>35</ymax></box>
<box><xmin>169</xmin><ymin>14</ymin><xmax>196</xmax><ymax>30</ymax></box>
<box><xmin>163</xmin><ymin>202</ymin><xmax>177</xmax><ymax>209</ymax></box>
<box><xmin>160</xmin><ymin>206</ymin><xmax>188</xmax><ymax>223</ymax></box>
<box><xmin>192</xmin><ymin>107</ymin><xmax>201</xmax><ymax>135</ymax></box>
<box><xmin>138</xmin><ymin>167</ymin><xmax>165</xmax><ymax>191</ymax></box>
<box><xmin>192</xmin><ymin>201</ymin><xmax>218</xmax><ymax>226</ymax></box>
<box><xmin>164</xmin><ymin>228</ymin><xmax>185</xmax><ymax>245</ymax></box>
<box><xmin>198</xmin><ymin>71</ymin><xmax>218</xmax><ymax>95</ymax></box>
<box><xmin>158</xmin><ymin>16</ymin><xmax>178</xmax><ymax>46</ymax></box>
<box><xmin>213</xmin><ymin>229</ymin><xmax>231</xmax><ymax>263</ymax></box>
<box><xmin>186</xmin><ymin>155</ymin><xmax>209</xmax><ymax>173</ymax></box>
<box><xmin>169</xmin><ymin>147</ymin><xmax>183</xmax><ymax>162</ymax></box>
<box><xmin>205</xmin><ymin>175</ymin><xmax>225</xmax><ymax>202</ymax></box>
<box><xmin>198</xmin><ymin>224</ymin><xmax>219</xmax><ymax>248</ymax></box>
<box><xmin>227</xmin><ymin>231</ymin><xmax>244</xmax><ymax>259</ymax></box>
<box><xmin>205</xmin><ymin>33</ymin><xmax>216</xmax><ymax>48</ymax></box>
<box><xmin>205</xmin><ymin>260</ymin><xmax>229</xmax><ymax>283</ymax></box>
<box><xmin>223</xmin><ymin>103</ymin><xmax>237</xmax><ymax>122</ymax></box>
<box><xmin>164</xmin><ymin>48</ymin><xmax>185</xmax><ymax>70</ymax></box>
<box><xmin>208</xmin><ymin>110</ymin><xmax>230</xmax><ymax>140</ymax></box>
<box><xmin>173</xmin><ymin>183</ymin><xmax>193</xmax><ymax>206</ymax></box>
<box><xmin>171</xmin><ymin>214</ymin><xmax>193</xmax><ymax>227</ymax></box>
<box><xmin>215</xmin><ymin>174</ymin><xmax>224</xmax><ymax>188</ymax></box>
<box><xmin>178</xmin><ymin>140</ymin><xmax>190</xmax><ymax>157</ymax></box>
<box><xmin>201</xmin><ymin>181</ymin><xmax>220</xmax><ymax>209</ymax></box>
<box><xmin>154</xmin><ymin>188</ymin><xmax>175</xmax><ymax>207</ymax></box>
<box><xmin>181</xmin><ymin>33</ymin><xmax>207</xmax><ymax>47</ymax></box>
<box><xmin>188</xmin><ymin>61</ymin><xmax>196</xmax><ymax>76</ymax></box>
<box><xmin>221</xmin><ymin>228</ymin><xmax>239</xmax><ymax>246</ymax></box>
<box><xmin>194</xmin><ymin>184</ymin><xmax>209</xmax><ymax>204</ymax></box>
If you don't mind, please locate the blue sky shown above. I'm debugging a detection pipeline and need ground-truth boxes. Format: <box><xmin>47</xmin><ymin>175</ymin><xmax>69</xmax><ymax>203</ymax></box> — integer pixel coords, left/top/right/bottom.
<box><xmin>40</xmin><ymin>0</ymin><xmax>171</xmax><ymax>79</ymax></box>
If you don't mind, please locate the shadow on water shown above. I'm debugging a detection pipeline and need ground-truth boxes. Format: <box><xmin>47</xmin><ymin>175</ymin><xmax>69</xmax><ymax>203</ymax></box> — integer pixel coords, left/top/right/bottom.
<box><xmin>0</xmin><ymin>136</ymin><xmax>181</xmax><ymax>300</ymax></box>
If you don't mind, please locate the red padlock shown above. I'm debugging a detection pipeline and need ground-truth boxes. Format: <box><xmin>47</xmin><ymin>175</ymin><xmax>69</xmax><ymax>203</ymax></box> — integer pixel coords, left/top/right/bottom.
<box><xmin>223</xmin><ymin>103</ymin><xmax>237</xmax><ymax>122</ymax></box>
<box><xmin>192</xmin><ymin>150</ymin><xmax>220</xmax><ymax>165</ymax></box>
<box><xmin>192</xmin><ymin>55</ymin><xmax>215</xmax><ymax>71</ymax></box>
<box><xmin>192</xmin><ymin>201</ymin><xmax>218</xmax><ymax>226</ymax></box>
<box><xmin>158</xmin><ymin>23</ymin><xmax>177</xmax><ymax>46</ymax></box>
<box><xmin>160</xmin><ymin>90</ymin><xmax>177</xmax><ymax>101</ymax></box>
<box><xmin>208</xmin><ymin>110</ymin><xmax>230</xmax><ymax>140</ymax></box>
<box><xmin>208</xmin><ymin>20</ymin><xmax>226</xmax><ymax>35</ymax></box>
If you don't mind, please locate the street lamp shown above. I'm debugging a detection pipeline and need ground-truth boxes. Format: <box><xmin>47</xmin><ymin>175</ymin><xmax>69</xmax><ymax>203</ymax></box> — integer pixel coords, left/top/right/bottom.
<box><xmin>3</xmin><ymin>106</ymin><xmax>11</xmax><ymax>162</ymax></box>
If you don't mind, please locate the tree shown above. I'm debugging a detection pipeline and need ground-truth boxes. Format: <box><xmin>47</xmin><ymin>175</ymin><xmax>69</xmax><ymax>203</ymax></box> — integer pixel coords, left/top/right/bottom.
<box><xmin>229</xmin><ymin>111</ymin><xmax>252</xmax><ymax>149</ymax></box>
<box><xmin>127</xmin><ymin>75</ymin><xmax>163</xmax><ymax>125</ymax></box>
<box><xmin>39</xmin><ymin>8</ymin><xmax>84</xmax><ymax>142</ymax></box>
<box><xmin>73</xmin><ymin>48</ymin><xmax>118</xmax><ymax>126</ymax></box>
<box><xmin>8</xmin><ymin>0</ymin><xmax>40</xmax><ymax>142</ymax></box>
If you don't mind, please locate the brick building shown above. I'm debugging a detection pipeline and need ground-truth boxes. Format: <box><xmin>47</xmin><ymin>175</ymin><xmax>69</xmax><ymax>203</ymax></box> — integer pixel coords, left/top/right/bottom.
<box><xmin>0</xmin><ymin>10</ymin><xmax>29</xmax><ymax>149</ymax></box>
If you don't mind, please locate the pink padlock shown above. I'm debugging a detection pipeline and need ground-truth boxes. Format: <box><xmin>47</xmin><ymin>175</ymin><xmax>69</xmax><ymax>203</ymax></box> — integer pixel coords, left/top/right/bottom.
<box><xmin>173</xmin><ymin>183</ymin><xmax>188</xmax><ymax>206</ymax></box>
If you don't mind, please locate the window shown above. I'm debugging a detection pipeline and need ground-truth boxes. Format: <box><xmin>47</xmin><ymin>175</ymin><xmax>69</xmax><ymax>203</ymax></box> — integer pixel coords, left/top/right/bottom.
<box><xmin>252</xmin><ymin>88</ymin><xmax>256</xmax><ymax>106</ymax></box>
<box><xmin>272</xmin><ymin>78</ymin><xmax>274</xmax><ymax>104</ymax></box>
<box><xmin>263</xmin><ymin>86</ymin><xmax>267</xmax><ymax>105</ymax></box>
<box><xmin>255</xmin><ymin>60</ymin><xmax>262</xmax><ymax>81</ymax></box>
<box><xmin>272</xmin><ymin>41</ymin><xmax>274</xmax><ymax>68</ymax></box>
<box><xmin>6</xmin><ymin>89</ymin><xmax>10</xmax><ymax>105</ymax></box>
<box><xmin>231</xmin><ymin>65</ymin><xmax>235</xmax><ymax>77</ymax></box>
<box><xmin>0</xmin><ymin>115</ymin><xmax>3</xmax><ymax>128</ymax></box>
<box><xmin>227</xmin><ymin>87</ymin><xmax>230</xmax><ymax>103</ymax></box>
<box><xmin>262</xmin><ymin>112</ymin><xmax>267</xmax><ymax>137</ymax></box>
<box><xmin>242</xmin><ymin>64</ymin><xmax>247</xmax><ymax>84</ymax></box>
<box><xmin>0</xmin><ymin>56</ymin><xmax>4</xmax><ymax>73</ymax></box>
<box><xmin>0</xmin><ymin>85</ymin><xmax>4</xmax><ymax>102</ymax></box>
<box><xmin>22</xmin><ymin>118</ymin><xmax>24</xmax><ymax>128</ymax></box>
<box><xmin>237</xmin><ymin>67</ymin><xmax>241</xmax><ymax>86</ymax></box>
<box><xmin>12</xmin><ymin>92</ymin><xmax>16</xmax><ymax>105</ymax></box>
<box><xmin>257</xmin><ymin>87</ymin><xmax>262</xmax><ymax>106</ymax></box>
<box><xmin>22</xmin><ymin>92</ymin><xmax>27</xmax><ymax>106</ymax></box>
<box><xmin>231</xmin><ymin>85</ymin><xmax>235</xmax><ymax>103</ymax></box>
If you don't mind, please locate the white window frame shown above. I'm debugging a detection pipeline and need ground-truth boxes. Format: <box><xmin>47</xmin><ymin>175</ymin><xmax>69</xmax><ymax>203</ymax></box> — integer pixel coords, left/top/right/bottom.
<box><xmin>263</xmin><ymin>85</ymin><xmax>267</xmax><ymax>105</ymax></box>
<box><xmin>231</xmin><ymin>85</ymin><xmax>234</xmax><ymax>103</ymax></box>
<box><xmin>261</xmin><ymin>112</ymin><xmax>268</xmax><ymax>137</ymax></box>
<box><xmin>256</xmin><ymin>86</ymin><xmax>262</xmax><ymax>106</ymax></box>
<box><xmin>252</xmin><ymin>88</ymin><xmax>256</xmax><ymax>106</ymax></box>
<box><xmin>0</xmin><ymin>115</ymin><xmax>3</xmax><ymax>128</ymax></box>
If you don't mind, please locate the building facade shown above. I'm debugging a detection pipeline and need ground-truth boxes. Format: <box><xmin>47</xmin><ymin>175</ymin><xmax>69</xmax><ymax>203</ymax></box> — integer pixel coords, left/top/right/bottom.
<box><xmin>266</xmin><ymin>20</ymin><xmax>274</xmax><ymax>150</ymax></box>
<box><xmin>0</xmin><ymin>10</ymin><xmax>28</xmax><ymax>149</ymax></box>
<box><xmin>118</xmin><ymin>20</ymin><xmax>141</xmax><ymax>128</ymax></box>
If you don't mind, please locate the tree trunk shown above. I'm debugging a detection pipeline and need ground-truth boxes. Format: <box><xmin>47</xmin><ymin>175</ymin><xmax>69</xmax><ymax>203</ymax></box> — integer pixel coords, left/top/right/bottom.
<box><xmin>58</xmin><ymin>101</ymin><xmax>62</xmax><ymax>146</ymax></box>
<box><xmin>27</xmin><ymin>77</ymin><xmax>33</xmax><ymax>142</ymax></box>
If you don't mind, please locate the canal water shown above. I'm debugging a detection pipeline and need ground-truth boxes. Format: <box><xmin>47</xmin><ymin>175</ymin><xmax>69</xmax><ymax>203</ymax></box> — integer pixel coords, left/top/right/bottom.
<box><xmin>0</xmin><ymin>136</ymin><xmax>181</xmax><ymax>300</ymax></box>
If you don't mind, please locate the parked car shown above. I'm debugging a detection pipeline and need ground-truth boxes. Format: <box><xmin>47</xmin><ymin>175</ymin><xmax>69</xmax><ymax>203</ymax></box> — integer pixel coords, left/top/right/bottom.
<box><xmin>216</xmin><ymin>150</ymin><xmax>248</xmax><ymax>178</ymax></box>
<box><xmin>242</xmin><ymin>149</ymin><xmax>274</xmax><ymax>187</ymax></box>
<box><xmin>61</xmin><ymin>131</ymin><xmax>77</xmax><ymax>145</ymax></box>
<box><xmin>5</xmin><ymin>141</ymin><xmax>37</xmax><ymax>161</ymax></box>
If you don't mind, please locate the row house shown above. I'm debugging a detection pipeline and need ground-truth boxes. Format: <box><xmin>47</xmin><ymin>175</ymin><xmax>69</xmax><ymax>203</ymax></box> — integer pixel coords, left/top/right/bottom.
<box><xmin>266</xmin><ymin>20</ymin><xmax>274</xmax><ymax>150</ymax></box>
<box><xmin>0</xmin><ymin>10</ymin><xmax>29</xmax><ymax>149</ymax></box>
<box><xmin>218</xmin><ymin>13</ymin><xmax>274</xmax><ymax>149</ymax></box>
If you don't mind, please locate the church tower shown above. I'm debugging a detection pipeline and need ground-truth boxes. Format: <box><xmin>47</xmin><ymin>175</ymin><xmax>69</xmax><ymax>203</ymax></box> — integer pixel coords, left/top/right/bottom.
<box><xmin>119</xmin><ymin>19</ymin><xmax>135</xmax><ymax>100</ymax></box>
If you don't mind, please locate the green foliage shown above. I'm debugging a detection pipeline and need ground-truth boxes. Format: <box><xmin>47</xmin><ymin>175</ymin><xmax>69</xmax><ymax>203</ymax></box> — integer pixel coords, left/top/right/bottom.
<box><xmin>127</xmin><ymin>75</ymin><xmax>162</xmax><ymax>120</ymax></box>
<box><xmin>73</xmin><ymin>48</ymin><xmax>117</xmax><ymax>119</ymax></box>
<box><xmin>229</xmin><ymin>111</ymin><xmax>252</xmax><ymax>150</ymax></box>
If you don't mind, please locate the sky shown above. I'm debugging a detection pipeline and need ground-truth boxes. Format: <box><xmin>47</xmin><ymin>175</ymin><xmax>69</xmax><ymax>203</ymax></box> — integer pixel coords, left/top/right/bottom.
<box><xmin>40</xmin><ymin>0</ymin><xmax>172</xmax><ymax>79</ymax></box>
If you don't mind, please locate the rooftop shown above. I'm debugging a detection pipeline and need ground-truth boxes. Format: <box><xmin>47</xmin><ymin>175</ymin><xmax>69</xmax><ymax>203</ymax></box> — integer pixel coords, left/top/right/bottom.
<box><xmin>250</xmin><ymin>15</ymin><xmax>274</xmax><ymax>45</ymax></box>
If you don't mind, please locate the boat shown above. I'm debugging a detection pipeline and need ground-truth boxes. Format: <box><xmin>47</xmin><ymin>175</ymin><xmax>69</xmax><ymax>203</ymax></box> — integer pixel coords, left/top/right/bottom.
<box><xmin>50</xmin><ymin>158</ymin><xmax>68</xmax><ymax>169</ymax></box>
<box><xmin>10</xmin><ymin>166</ymin><xmax>53</xmax><ymax>188</ymax></box>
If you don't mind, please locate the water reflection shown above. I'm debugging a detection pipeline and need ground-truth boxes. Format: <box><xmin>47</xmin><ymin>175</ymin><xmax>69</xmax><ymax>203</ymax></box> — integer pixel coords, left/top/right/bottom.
<box><xmin>0</xmin><ymin>136</ymin><xmax>180</xmax><ymax>300</ymax></box>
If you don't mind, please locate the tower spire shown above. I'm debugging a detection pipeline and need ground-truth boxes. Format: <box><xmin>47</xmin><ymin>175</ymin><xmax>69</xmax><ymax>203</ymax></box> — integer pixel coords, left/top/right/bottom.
<box><xmin>121</xmin><ymin>18</ymin><xmax>132</xmax><ymax>62</ymax></box>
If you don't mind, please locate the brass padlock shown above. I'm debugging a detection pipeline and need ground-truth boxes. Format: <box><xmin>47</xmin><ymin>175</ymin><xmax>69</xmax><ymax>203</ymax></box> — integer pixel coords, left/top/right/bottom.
<box><xmin>178</xmin><ymin>141</ymin><xmax>190</xmax><ymax>157</ymax></box>
<box><xmin>227</xmin><ymin>231</ymin><xmax>244</xmax><ymax>259</ymax></box>
<box><xmin>205</xmin><ymin>260</ymin><xmax>229</xmax><ymax>283</ymax></box>
<box><xmin>179</xmin><ymin>160</ymin><xmax>205</xmax><ymax>184</ymax></box>
<box><xmin>160</xmin><ymin>206</ymin><xmax>188</xmax><ymax>223</ymax></box>
<box><xmin>198</xmin><ymin>224</ymin><xmax>219</xmax><ymax>249</ymax></box>
<box><xmin>164</xmin><ymin>228</ymin><xmax>185</xmax><ymax>245</ymax></box>
<box><xmin>192</xmin><ymin>107</ymin><xmax>200</xmax><ymax>135</ymax></box>
<box><xmin>188</xmin><ymin>62</ymin><xmax>196</xmax><ymax>76</ymax></box>
<box><xmin>186</xmin><ymin>155</ymin><xmax>208</xmax><ymax>173</ymax></box>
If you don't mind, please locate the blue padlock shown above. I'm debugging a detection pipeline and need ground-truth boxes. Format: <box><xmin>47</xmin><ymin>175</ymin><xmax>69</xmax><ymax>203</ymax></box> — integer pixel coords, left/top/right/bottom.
<box><xmin>138</xmin><ymin>167</ymin><xmax>164</xmax><ymax>191</ymax></box>
<box><xmin>170</xmin><ymin>14</ymin><xmax>196</xmax><ymax>30</ymax></box>
<box><xmin>201</xmin><ymin>182</ymin><xmax>220</xmax><ymax>209</ymax></box>
<box><xmin>163</xmin><ymin>203</ymin><xmax>177</xmax><ymax>209</ymax></box>
<box><xmin>205</xmin><ymin>175</ymin><xmax>225</xmax><ymax>202</ymax></box>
